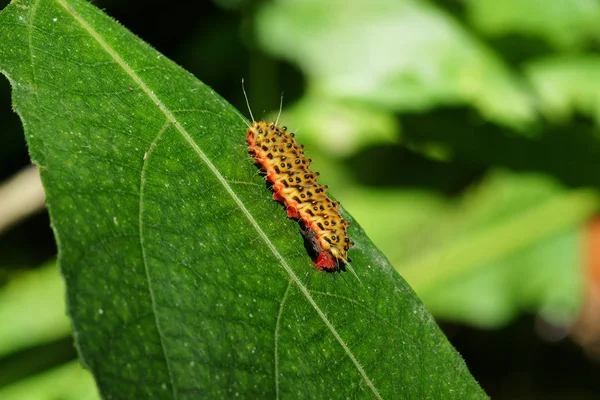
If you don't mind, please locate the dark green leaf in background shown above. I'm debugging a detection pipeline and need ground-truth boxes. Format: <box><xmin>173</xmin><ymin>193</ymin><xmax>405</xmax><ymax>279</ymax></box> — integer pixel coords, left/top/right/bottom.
<box><xmin>0</xmin><ymin>0</ymin><xmax>486</xmax><ymax>398</ymax></box>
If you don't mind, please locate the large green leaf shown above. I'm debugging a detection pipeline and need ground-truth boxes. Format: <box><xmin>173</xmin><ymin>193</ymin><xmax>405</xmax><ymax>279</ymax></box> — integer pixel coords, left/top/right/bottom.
<box><xmin>0</xmin><ymin>0</ymin><xmax>486</xmax><ymax>398</ymax></box>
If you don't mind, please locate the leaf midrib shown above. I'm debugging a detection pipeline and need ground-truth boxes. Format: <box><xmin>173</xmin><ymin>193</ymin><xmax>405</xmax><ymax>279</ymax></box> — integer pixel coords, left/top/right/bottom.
<box><xmin>53</xmin><ymin>0</ymin><xmax>382</xmax><ymax>398</ymax></box>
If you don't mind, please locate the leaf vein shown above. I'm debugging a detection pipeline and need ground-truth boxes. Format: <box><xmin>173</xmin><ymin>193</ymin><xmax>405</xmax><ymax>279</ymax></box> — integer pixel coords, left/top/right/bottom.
<box><xmin>274</xmin><ymin>279</ymin><xmax>293</xmax><ymax>399</ymax></box>
<box><xmin>309</xmin><ymin>290</ymin><xmax>414</xmax><ymax>340</ymax></box>
<box><xmin>138</xmin><ymin>118</ymin><xmax>178</xmax><ymax>398</ymax></box>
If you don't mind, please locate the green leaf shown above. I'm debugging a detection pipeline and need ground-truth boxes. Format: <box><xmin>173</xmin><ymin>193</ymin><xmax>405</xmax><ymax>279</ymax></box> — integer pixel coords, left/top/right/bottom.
<box><xmin>466</xmin><ymin>0</ymin><xmax>600</xmax><ymax>50</ymax></box>
<box><xmin>0</xmin><ymin>360</ymin><xmax>100</xmax><ymax>400</ymax></box>
<box><xmin>0</xmin><ymin>0</ymin><xmax>486</xmax><ymax>398</ymax></box>
<box><xmin>255</xmin><ymin>0</ymin><xmax>535</xmax><ymax>130</ymax></box>
<box><xmin>526</xmin><ymin>56</ymin><xmax>600</xmax><ymax>125</ymax></box>
<box><xmin>0</xmin><ymin>261</ymin><xmax>71</xmax><ymax>358</ymax></box>
<box><xmin>367</xmin><ymin>170</ymin><xmax>598</xmax><ymax>328</ymax></box>
<box><xmin>278</xmin><ymin>95</ymin><xmax>400</xmax><ymax>158</ymax></box>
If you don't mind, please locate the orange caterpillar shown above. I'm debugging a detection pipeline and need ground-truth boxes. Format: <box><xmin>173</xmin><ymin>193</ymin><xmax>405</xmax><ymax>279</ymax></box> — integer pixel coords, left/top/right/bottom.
<box><xmin>247</xmin><ymin>120</ymin><xmax>354</xmax><ymax>272</ymax></box>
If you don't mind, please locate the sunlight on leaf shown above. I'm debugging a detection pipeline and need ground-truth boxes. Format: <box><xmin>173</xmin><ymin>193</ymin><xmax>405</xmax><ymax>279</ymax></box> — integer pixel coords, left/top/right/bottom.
<box><xmin>466</xmin><ymin>0</ymin><xmax>600</xmax><ymax>50</ymax></box>
<box><xmin>281</xmin><ymin>95</ymin><xmax>400</xmax><ymax>157</ymax></box>
<box><xmin>256</xmin><ymin>0</ymin><xmax>535</xmax><ymax>130</ymax></box>
<box><xmin>397</xmin><ymin>171</ymin><xmax>598</xmax><ymax>328</ymax></box>
<box><xmin>0</xmin><ymin>261</ymin><xmax>70</xmax><ymax>358</ymax></box>
<box><xmin>526</xmin><ymin>56</ymin><xmax>600</xmax><ymax>125</ymax></box>
<box><xmin>0</xmin><ymin>360</ymin><xmax>100</xmax><ymax>400</ymax></box>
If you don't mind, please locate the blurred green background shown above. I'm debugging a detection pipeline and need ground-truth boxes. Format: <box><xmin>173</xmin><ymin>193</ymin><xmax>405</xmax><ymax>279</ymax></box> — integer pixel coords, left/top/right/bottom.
<box><xmin>2</xmin><ymin>0</ymin><xmax>600</xmax><ymax>398</ymax></box>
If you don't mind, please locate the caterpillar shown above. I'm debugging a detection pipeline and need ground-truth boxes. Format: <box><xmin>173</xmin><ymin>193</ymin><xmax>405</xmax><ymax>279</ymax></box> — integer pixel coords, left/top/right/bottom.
<box><xmin>246</xmin><ymin>120</ymin><xmax>354</xmax><ymax>272</ymax></box>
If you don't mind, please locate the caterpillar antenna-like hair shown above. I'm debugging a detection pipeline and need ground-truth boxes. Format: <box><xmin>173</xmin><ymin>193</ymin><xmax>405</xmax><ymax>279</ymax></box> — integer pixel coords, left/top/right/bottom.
<box><xmin>345</xmin><ymin>262</ymin><xmax>362</xmax><ymax>284</ymax></box>
<box><xmin>275</xmin><ymin>92</ymin><xmax>284</xmax><ymax>126</ymax></box>
<box><xmin>241</xmin><ymin>78</ymin><xmax>255</xmax><ymax>122</ymax></box>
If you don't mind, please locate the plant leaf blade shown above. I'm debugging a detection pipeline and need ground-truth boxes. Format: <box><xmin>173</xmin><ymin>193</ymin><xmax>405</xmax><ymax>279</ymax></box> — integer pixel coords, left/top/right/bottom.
<box><xmin>0</xmin><ymin>0</ymin><xmax>487</xmax><ymax>398</ymax></box>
